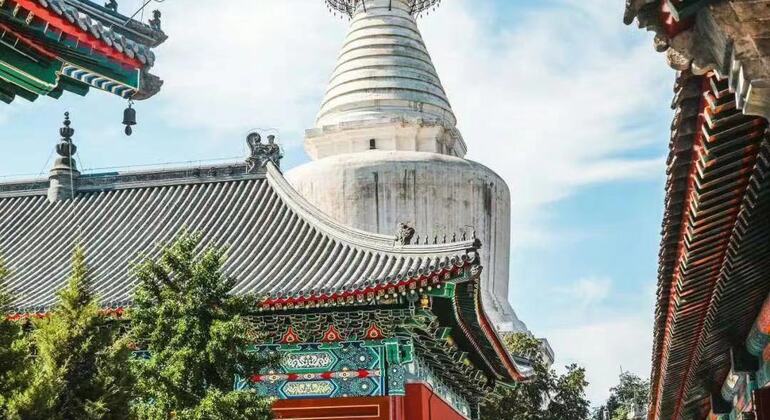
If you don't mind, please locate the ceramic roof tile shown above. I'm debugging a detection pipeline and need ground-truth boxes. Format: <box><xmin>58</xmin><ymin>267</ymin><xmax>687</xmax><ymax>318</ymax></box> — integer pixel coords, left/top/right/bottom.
<box><xmin>40</xmin><ymin>0</ymin><xmax>161</xmax><ymax>67</ymax></box>
<box><xmin>0</xmin><ymin>163</ymin><xmax>478</xmax><ymax>313</ymax></box>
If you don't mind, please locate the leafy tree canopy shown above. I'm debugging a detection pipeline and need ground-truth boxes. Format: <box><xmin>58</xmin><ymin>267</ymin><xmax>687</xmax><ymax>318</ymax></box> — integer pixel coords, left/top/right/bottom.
<box><xmin>129</xmin><ymin>232</ymin><xmax>273</xmax><ymax>420</ymax></box>
<box><xmin>481</xmin><ymin>333</ymin><xmax>590</xmax><ymax>420</ymax></box>
<box><xmin>7</xmin><ymin>247</ymin><xmax>134</xmax><ymax>420</ymax></box>
<box><xmin>593</xmin><ymin>371</ymin><xmax>650</xmax><ymax>420</ymax></box>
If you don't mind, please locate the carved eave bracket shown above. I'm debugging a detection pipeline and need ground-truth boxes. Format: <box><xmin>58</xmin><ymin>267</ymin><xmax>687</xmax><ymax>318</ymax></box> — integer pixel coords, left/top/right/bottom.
<box><xmin>624</xmin><ymin>0</ymin><xmax>770</xmax><ymax>121</ymax></box>
<box><xmin>131</xmin><ymin>71</ymin><xmax>164</xmax><ymax>101</ymax></box>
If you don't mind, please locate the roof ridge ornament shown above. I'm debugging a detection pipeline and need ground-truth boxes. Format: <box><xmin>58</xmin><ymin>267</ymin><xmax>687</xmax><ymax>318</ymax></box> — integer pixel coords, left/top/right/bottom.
<box><xmin>149</xmin><ymin>10</ymin><xmax>162</xmax><ymax>32</ymax></box>
<box><xmin>246</xmin><ymin>132</ymin><xmax>282</xmax><ymax>174</ymax></box>
<box><xmin>395</xmin><ymin>222</ymin><xmax>416</xmax><ymax>245</ymax></box>
<box><xmin>48</xmin><ymin>112</ymin><xmax>81</xmax><ymax>202</ymax></box>
<box><xmin>104</xmin><ymin>0</ymin><xmax>118</xmax><ymax>12</ymax></box>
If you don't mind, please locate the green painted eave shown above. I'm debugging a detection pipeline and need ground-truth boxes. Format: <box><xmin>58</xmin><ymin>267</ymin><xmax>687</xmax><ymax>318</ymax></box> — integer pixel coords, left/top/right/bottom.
<box><xmin>0</xmin><ymin>10</ymin><xmax>140</xmax><ymax>103</ymax></box>
<box><xmin>0</xmin><ymin>43</ymin><xmax>61</xmax><ymax>93</ymax></box>
<box><xmin>0</xmin><ymin>5</ymin><xmax>139</xmax><ymax>86</ymax></box>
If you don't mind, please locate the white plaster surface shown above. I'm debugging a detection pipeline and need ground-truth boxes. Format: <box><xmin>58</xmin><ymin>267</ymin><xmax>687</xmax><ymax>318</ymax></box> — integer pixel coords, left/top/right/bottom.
<box><xmin>287</xmin><ymin>151</ymin><xmax>527</xmax><ymax>332</ymax></box>
<box><xmin>288</xmin><ymin>0</ymin><xmax>528</xmax><ymax>332</ymax></box>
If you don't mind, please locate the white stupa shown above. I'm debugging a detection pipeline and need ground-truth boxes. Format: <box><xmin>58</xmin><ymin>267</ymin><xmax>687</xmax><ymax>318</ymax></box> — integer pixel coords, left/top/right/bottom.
<box><xmin>287</xmin><ymin>0</ymin><xmax>527</xmax><ymax>332</ymax></box>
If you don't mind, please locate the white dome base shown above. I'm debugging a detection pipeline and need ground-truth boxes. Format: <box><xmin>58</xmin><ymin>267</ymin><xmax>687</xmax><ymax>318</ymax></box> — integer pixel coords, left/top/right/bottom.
<box><xmin>286</xmin><ymin>150</ymin><xmax>527</xmax><ymax>331</ymax></box>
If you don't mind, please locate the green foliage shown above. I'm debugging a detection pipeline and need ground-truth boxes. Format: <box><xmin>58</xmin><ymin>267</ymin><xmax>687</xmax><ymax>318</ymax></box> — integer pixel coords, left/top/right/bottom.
<box><xmin>129</xmin><ymin>232</ymin><xmax>273</xmax><ymax>420</ymax></box>
<box><xmin>7</xmin><ymin>247</ymin><xmax>134</xmax><ymax>420</ymax></box>
<box><xmin>592</xmin><ymin>371</ymin><xmax>650</xmax><ymax>420</ymax></box>
<box><xmin>549</xmin><ymin>364</ymin><xmax>591</xmax><ymax>419</ymax></box>
<box><xmin>0</xmin><ymin>259</ymin><xmax>28</xmax><ymax>417</ymax></box>
<box><xmin>480</xmin><ymin>333</ymin><xmax>590</xmax><ymax>420</ymax></box>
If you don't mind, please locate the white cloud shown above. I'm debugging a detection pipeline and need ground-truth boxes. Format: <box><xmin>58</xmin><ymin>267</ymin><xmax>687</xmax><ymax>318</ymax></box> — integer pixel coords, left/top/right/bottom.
<box><xmin>545</xmin><ymin>315</ymin><xmax>653</xmax><ymax>404</ymax></box>
<box><xmin>152</xmin><ymin>1</ymin><xmax>343</xmax><ymax>145</ymax></box>
<box><xmin>568</xmin><ymin>276</ymin><xmax>612</xmax><ymax>308</ymax></box>
<box><xmin>541</xmin><ymin>278</ymin><xmax>658</xmax><ymax>404</ymax></box>
<box><xmin>151</xmin><ymin>0</ymin><xmax>670</xmax><ymax>207</ymax></box>
<box><xmin>418</xmin><ymin>0</ymin><xmax>671</xmax><ymax>247</ymax></box>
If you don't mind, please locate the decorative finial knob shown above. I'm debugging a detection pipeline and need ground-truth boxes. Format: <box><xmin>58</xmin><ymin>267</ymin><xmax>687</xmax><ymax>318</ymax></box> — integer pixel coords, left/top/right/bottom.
<box><xmin>59</xmin><ymin>112</ymin><xmax>75</xmax><ymax>140</ymax></box>
<box><xmin>56</xmin><ymin>112</ymin><xmax>76</xmax><ymax>157</ymax></box>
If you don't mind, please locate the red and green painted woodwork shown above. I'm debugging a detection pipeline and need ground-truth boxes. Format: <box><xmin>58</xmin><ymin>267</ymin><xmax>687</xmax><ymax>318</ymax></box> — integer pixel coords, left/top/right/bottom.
<box><xmin>238</xmin><ymin>339</ymin><xmax>410</xmax><ymax>400</ymax></box>
<box><xmin>242</xmin><ymin>280</ymin><xmax>487</xmax><ymax>418</ymax></box>
<box><xmin>710</xmin><ymin>367</ymin><xmax>758</xmax><ymax>419</ymax></box>
<box><xmin>747</xmin><ymin>296</ymin><xmax>770</xmax><ymax>391</ymax></box>
<box><xmin>238</xmin><ymin>339</ymin><xmax>473</xmax><ymax>418</ymax></box>
<box><xmin>747</xmin><ymin>295</ymin><xmax>770</xmax><ymax>359</ymax></box>
<box><xmin>707</xmin><ymin>295</ymin><xmax>770</xmax><ymax>419</ymax></box>
<box><xmin>0</xmin><ymin>0</ymin><xmax>163</xmax><ymax>103</ymax></box>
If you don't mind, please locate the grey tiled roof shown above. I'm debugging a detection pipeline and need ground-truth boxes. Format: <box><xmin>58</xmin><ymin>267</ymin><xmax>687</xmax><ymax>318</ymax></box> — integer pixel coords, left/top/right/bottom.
<box><xmin>0</xmin><ymin>163</ymin><xmax>479</xmax><ymax>313</ymax></box>
<box><xmin>38</xmin><ymin>0</ymin><xmax>161</xmax><ymax>66</ymax></box>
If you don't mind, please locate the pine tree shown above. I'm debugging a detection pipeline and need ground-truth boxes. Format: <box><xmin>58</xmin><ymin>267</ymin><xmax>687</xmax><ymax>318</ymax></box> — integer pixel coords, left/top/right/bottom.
<box><xmin>129</xmin><ymin>232</ymin><xmax>273</xmax><ymax>420</ymax></box>
<box><xmin>7</xmin><ymin>247</ymin><xmax>134</xmax><ymax>420</ymax></box>
<box><xmin>0</xmin><ymin>259</ymin><xmax>28</xmax><ymax>417</ymax></box>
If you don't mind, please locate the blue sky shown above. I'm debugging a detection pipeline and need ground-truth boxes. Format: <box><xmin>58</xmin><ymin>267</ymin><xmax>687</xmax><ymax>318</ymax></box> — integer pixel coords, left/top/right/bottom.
<box><xmin>0</xmin><ymin>0</ymin><xmax>672</xmax><ymax>404</ymax></box>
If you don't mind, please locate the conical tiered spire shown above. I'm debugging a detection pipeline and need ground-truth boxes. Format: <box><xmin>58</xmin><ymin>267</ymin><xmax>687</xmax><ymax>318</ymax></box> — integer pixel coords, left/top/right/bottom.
<box><xmin>318</xmin><ymin>0</ymin><xmax>455</xmax><ymax>127</ymax></box>
<box><xmin>305</xmin><ymin>0</ymin><xmax>466</xmax><ymax>160</ymax></box>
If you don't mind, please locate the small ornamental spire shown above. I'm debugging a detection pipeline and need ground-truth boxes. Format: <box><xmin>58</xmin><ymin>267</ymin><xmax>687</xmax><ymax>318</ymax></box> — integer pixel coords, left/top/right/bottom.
<box><xmin>48</xmin><ymin>112</ymin><xmax>80</xmax><ymax>202</ymax></box>
<box><xmin>57</xmin><ymin>112</ymin><xmax>76</xmax><ymax>157</ymax></box>
<box><xmin>306</xmin><ymin>0</ymin><xmax>465</xmax><ymax>160</ymax></box>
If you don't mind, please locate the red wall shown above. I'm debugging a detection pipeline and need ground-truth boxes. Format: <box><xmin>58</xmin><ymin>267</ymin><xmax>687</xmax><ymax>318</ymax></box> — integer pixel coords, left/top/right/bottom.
<box><xmin>272</xmin><ymin>383</ymin><xmax>468</xmax><ymax>420</ymax></box>
<box><xmin>404</xmin><ymin>383</ymin><xmax>469</xmax><ymax>420</ymax></box>
<box><xmin>273</xmin><ymin>395</ymin><xmax>399</xmax><ymax>420</ymax></box>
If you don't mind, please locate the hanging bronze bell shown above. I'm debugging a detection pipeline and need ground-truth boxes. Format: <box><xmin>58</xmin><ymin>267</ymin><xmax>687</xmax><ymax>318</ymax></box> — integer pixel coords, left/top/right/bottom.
<box><xmin>122</xmin><ymin>104</ymin><xmax>136</xmax><ymax>136</ymax></box>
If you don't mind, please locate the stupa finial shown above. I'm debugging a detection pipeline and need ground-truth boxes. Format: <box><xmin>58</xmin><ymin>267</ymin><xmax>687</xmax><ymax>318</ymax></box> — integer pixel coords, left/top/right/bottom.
<box><xmin>324</xmin><ymin>0</ymin><xmax>442</xmax><ymax>18</ymax></box>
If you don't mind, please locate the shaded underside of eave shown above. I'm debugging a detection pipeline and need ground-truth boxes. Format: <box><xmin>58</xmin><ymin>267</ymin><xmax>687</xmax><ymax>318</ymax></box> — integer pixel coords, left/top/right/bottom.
<box><xmin>625</xmin><ymin>0</ymin><xmax>715</xmax><ymax>25</ymax></box>
<box><xmin>651</xmin><ymin>71</ymin><xmax>770</xmax><ymax>420</ymax></box>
